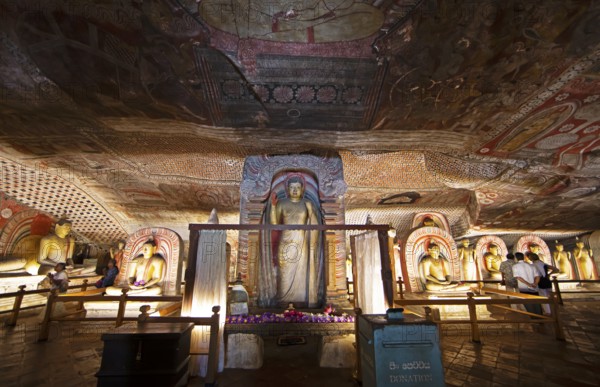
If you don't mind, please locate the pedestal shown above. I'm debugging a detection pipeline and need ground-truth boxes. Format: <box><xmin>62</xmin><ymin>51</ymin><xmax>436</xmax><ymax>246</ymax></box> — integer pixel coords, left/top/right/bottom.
<box><xmin>225</xmin><ymin>333</ymin><xmax>263</xmax><ymax>369</ymax></box>
<box><xmin>318</xmin><ymin>334</ymin><xmax>355</xmax><ymax>368</ymax></box>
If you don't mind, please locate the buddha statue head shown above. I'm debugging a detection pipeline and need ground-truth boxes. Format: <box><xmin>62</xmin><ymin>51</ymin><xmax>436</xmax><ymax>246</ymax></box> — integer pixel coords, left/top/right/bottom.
<box><xmin>427</xmin><ymin>242</ymin><xmax>441</xmax><ymax>259</ymax></box>
<box><xmin>529</xmin><ymin>243</ymin><xmax>540</xmax><ymax>254</ymax></box>
<box><xmin>461</xmin><ymin>239</ymin><xmax>470</xmax><ymax>248</ymax></box>
<box><xmin>555</xmin><ymin>241</ymin><xmax>564</xmax><ymax>252</ymax></box>
<box><xmin>286</xmin><ymin>175</ymin><xmax>305</xmax><ymax>201</ymax></box>
<box><xmin>54</xmin><ymin>219</ymin><xmax>72</xmax><ymax>238</ymax></box>
<box><xmin>140</xmin><ymin>238</ymin><xmax>157</xmax><ymax>259</ymax></box>
<box><xmin>488</xmin><ymin>244</ymin><xmax>499</xmax><ymax>255</ymax></box>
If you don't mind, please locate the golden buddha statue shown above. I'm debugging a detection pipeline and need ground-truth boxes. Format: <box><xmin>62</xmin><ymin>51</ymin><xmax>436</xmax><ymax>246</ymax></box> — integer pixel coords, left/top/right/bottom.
<box><xmin>458</xmin><ymin>239</ymin><xmax>477</xmax><ymax>281</ymax></box>
<box><xmin>552</xmin><ymin>241</ymin><xmax>573</xmax><ymax>279</ymax></box>
<box><xmin>269</xmin><ymin>176</ymin><xmax>321</xmax><ymax>307</ymax></box>
<box><xmin>483</xmin><ymin>244</ymin><xmax>502</xmax><ymax>279</ymax></box>
<box><xmin>418</xmin><ymin>242</ymin><xmax>470</xmax><ymax>292</ymax></box>
<box><xmin>37</xmin><ymin>219</ymin><xmax>76</xmax><ymax>275</ymax></box>
<box><xmin>105</xmin><ymin>238</ymin><xmax>166</xmax><ymax>296</ymax></box>
<box><xmin>573</xmin><ymin>239</ymin><xmax>597</xmax><ymax>280</ymax></box>
<box><xmin>529</xmin><ymin>243</ymin><xmax>547</xmax><ymax>263</ymax></box>
<box><xmin>422</xmin><ymin>216</ymin><xmax>438</xmax><ymax>228</ymax></box>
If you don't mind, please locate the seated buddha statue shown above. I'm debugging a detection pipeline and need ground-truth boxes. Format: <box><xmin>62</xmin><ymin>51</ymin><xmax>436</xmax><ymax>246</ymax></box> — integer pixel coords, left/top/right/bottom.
<box><xmin>552</xmin><ymin>241</ymin><xmax>573</xmax><ymax>279</ymax></box>
<box><xmin>483</xmin><ymin>244</ymin><xmax>502</xmax><ymax>279</ymax></box>
<box><xmin>37</xmin><ymin>219</ymin><xmax>76</xmax><ymax>275</ymax></box>
<box><xmin>105</xmin><ymin>238</ymin><xmax>166</xmax><ymax>296</ymax></box>
<box><xmin>529</xmin><ymin>243</ymin><xmax>547</xmax><ymax>263</ymax></box>
<box><xmin>418</xmin><ymin>242</ymin><xmax>471</xmax><ymax>292</ymax></box>
<box><xmin>573</xmin><ymin>239</ymin><xmax>596</xmax><ymax>280</ymax></box>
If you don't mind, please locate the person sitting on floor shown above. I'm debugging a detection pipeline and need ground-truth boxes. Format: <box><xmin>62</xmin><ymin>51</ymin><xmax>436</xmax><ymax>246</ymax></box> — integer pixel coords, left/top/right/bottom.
<box><xmin>95</xmin><ymin>259</ymin><xmax>119</xmax><ymax>288</ymax></box>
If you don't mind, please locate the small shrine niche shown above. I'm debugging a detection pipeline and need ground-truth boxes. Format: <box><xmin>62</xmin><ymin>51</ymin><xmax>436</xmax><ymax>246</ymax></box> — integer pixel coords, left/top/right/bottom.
<box><xmin>515</xmin><ymin>235</ymin><xmax>552</xmax><ymax>266</ymax></box>
<box><xmin>238</xmin><ymin>154</ymin><xmax>347</xmax><ymax>306</ymax></box>
<box><xmin>115</xmin><ymin>227</ymin><xmax>183</xmax><ymax>296</ymax></box>
<box><xmin>475</xmin><ymin>236</ymin><xmax>508</xmax><ymax>280</ymax></box>
<box><xmin>400</xmin><ymin>213</ymin><xmax>459</xmax><ymax>292</ymax></box>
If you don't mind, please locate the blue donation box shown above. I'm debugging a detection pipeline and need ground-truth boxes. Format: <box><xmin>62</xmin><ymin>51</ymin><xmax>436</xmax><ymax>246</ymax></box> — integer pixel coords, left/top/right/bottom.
<box><xmin>358</xmin><ymin>309</ymin><xmax>444</xmax><ymax>387</ymax></box>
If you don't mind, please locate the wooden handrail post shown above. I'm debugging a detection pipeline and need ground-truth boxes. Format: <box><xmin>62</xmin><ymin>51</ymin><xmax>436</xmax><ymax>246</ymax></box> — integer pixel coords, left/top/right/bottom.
<box><xmin>467</xmin><ymin>292</ymin><xmax>481</xmax><ymax>343</ymax></box>
<box><xmin>205</xmin><ymin>305</ymin><xmax>221</xmax><ymax>387</ymax></box>
<box><xmin>115</xmin><ymin>288</ymin><xmax>129</xmax><ymax>327</ymax></box>
<box><xmin>77</xmin><ymin>279</ymin><xmax>89</xmax><ymax>310</ymax></box>
<box><xmin>6</xmin><ymin>285</ymin><xmax>27</xmax><ymax>326</ymax></box>
<box><xmin>549</xmin><ymin>294</ymin><xmax>565</xmax><ymax>341</ymax></box>
<box><xmin>424</xmin><ymin>306</ymin><xmax>432</xmax><ymax>321</ymax></box>
<box><xmin>137</xmin><ymin>305</ymin><xmax>151</xmax><ymax>325</ymax></box>
<box><xmin>552</xmin><ymin>277</ymin><xmax>563</xmax><ymax>305</ymax></box>
<box><xmin>398</xmin><ymin>277</ymin><xmax>404</xmax><ymax>300</ymax></box>
<box><xmin>353</xmin><ymin>307</ymin><xmax>363</xmax><ymax>385</ymax></box>
<box><xmin>38</xmin><ymin>289</ymin><xmax>58</xmax><ymax>341</ymax></box>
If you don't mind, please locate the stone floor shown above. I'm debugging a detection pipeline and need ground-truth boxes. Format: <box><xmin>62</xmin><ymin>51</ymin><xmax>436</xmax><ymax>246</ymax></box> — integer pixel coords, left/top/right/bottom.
<box><xmin>1</xmin><ymin>295</ymin><xmax>599</xmax><ymax>387</ymax></box>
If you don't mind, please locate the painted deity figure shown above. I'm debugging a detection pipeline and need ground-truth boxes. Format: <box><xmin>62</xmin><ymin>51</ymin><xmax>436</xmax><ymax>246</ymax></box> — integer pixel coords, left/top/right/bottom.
<box><xmin>37</xmin><ymin>219</ymin><xmax>76</xmax><ymax>274</ymax></box>
<box><xmin>458</xmin><ymin>239</ymin><xmax>478</xmax><ymax>281</ymax></box>
<box><xmin>573</xmin><ymin>240</ymin><xmax>597</xmax><ymax>280</ymax></box>
<box><xmin>552</xmin><ymin>241</ymin><xmax>573</xmax><ymax>279</ymax></box>
<box><xmin>110</xmin><ymin>240</ymin><xmax>126</xmax><ymax>269</ymax></box>
<box><xmin>106</xmin><ymin>239</ymin><xmax>166</xmax><ymax>295</ymax></box>
<box><xmin>418</xmin><ymin>242</ymin><xmax>470</xmax><ymax>292</ymax></box>
<box><xmin>483</xmin><ymin>244</ymin><xmax>502</xmax><ymax>279</ymax></box>
<box><xmin>261</xmin><ymin>175</ymin><xmax>323</xmax><ymax>308</ymax></box>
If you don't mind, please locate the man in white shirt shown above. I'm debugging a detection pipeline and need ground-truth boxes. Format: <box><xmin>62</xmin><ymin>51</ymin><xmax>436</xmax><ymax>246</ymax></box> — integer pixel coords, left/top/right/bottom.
<box><xmin>512</xmin><ymin>252</ymin><xmax>542</xmax><ymax>315</ymax></box>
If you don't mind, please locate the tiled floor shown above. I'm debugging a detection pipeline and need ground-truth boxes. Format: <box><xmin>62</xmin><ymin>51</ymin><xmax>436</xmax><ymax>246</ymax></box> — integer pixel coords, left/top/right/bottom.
<box><xmin>1</xmin><ymin>295</ymin><xmax>600</xmax><ymax>387</ymax></box>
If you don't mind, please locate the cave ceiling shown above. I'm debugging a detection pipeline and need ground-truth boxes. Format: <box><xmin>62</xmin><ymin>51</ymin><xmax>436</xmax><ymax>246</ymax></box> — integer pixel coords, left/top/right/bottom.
<box><xmin>0</xmin><ymin>0</ymin><xmax>599</xmax><ymax>244</ymax></box>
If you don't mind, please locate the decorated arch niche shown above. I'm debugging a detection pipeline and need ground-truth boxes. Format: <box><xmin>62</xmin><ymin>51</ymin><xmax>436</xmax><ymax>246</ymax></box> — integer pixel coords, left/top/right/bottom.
<box><xmin>238</xmin><ymin>153</ymin><xmax>348</xmax><ymax>306</ymax></box>
<box><xmin>402</xmin><ymin>226</ymin><xmax>458</xmax><ymax>292</ymax></box>
<box><xmin>515</xmin><ymin>235</ymin><xmax>553</xmax><ymax>266</ymax></box>
<box><xmin>475</xmin><ymin>236</ymin><xmax>508</xmax><ymax>280</ymax></box>
<box><xmin>115</xmin><ymin>227</ymin><xmax>183</xmax><ymax>295</ymax></box>
<box><xmin>0</xmin><ymin>210</ymin><xmax>54</xmax><ymax>272</ymax></box>
<box><xmin>410</xmin><ymin>212</ymin><xmax>451</xmax><ymax>233</ymax></box>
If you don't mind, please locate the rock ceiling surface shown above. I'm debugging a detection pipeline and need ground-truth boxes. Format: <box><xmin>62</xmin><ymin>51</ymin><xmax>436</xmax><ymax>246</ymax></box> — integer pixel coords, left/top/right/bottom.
<box><xmin>0</xmin><ymin>0</ymin><xmax>599</xmax><ymax>244</ymax></box>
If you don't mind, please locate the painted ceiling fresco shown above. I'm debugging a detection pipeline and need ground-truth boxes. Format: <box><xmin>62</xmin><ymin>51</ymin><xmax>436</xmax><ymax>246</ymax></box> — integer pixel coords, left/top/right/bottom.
<box><xmin>0</xmin><ymin>0</ymin><xmax>599</xmax><ymax>243</ymax></box>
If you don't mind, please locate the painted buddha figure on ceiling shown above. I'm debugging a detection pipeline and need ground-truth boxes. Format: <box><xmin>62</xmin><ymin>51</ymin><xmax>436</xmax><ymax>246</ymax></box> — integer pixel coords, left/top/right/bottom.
<box><xmin>105</xmin><ymin>238</ymin><xmax>166</xmax><ymax>296</ymax></box>
<box><xmin>552</xmin><ymin>241</ymin><xmax>573</xmax><ymax>279</ymax></box>
<box><xmin>418</xmin><ymin>242</ymin><xmax>470</xmax><ymax>292</ymax></box>
<box><xmin>37</xmin><ymin>219</ymin><xmax>76</xmax><ymax>275</ymax></box>
<box><xmin>483</xmin><ymin>243</ymin><xmax>503</xmax><ymax>280</ymax></box>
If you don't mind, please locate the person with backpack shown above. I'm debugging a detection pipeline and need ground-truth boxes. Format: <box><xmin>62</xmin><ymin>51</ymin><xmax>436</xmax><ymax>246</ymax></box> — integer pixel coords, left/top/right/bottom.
<box><xmin>527</xmin><ymin>252</ymin><xmax>558</xmax><ymax>315</ymax></box>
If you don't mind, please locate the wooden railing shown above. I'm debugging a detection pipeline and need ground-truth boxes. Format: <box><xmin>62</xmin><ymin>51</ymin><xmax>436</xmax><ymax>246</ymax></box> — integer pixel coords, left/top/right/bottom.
<box><xmin>37</xmin><ymin>288</ymin><xmax>183</xmax><ymax>340</ymax></box>
<box><xmin>551</xmin><ymin>278</ymin><xmax>600</xmax><ymax>305</ymax></box>
<box><xmin>0</xmin><ymin>279</ymin><xmax>95</xmax><ymax>326</ymax></box>
<box><xmin>33</xmin><ymin>289</ymin><xmax>218</xmax><ymax>386</ymax></box>
<box><xmin>392</xmin><ymin>291</ymin><xmax>565</xmax><ymax>343</ymax></box>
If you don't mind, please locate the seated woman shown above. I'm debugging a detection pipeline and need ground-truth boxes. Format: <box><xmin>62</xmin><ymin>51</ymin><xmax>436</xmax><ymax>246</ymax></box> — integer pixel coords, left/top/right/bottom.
<box><xmin>418</xmin><ymin>243</ymin><xmax>471</xmax><ymax>292</ymax></box>
<box><xmin>96</xmin><ymin>259</ymin><xmax>119</xmax><ymax>288</ymax></box>
<box><xmin>105</xmin><ymin>239</ymin><xmax>166</xmax><ymax>296</ymax></box>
